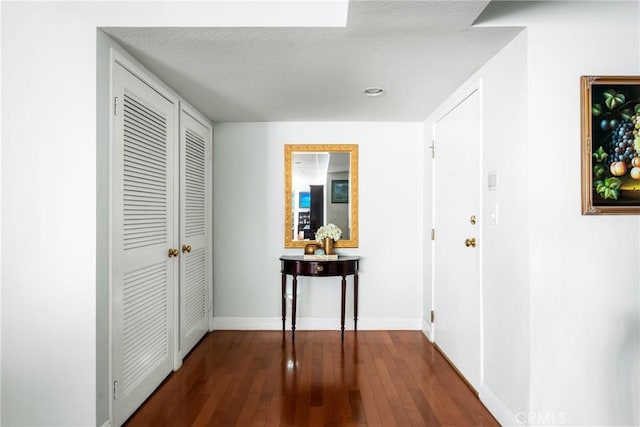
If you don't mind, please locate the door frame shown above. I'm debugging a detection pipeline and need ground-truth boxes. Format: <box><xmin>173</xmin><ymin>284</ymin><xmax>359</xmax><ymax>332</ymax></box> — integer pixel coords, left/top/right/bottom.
<box><xmin>431</xmin><ymin>80</ymin><xmax>484</xmax><ymax>390</ymax></box>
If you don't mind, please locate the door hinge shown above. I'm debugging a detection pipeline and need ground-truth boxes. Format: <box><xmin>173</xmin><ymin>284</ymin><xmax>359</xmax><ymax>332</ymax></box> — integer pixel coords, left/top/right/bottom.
<box><xmin>431</xmin><ymin>228</ymin><xmax>435</xmax><ymax>240</ymax></box>
<box><xmin>113</xmin><ymin>380</ymin><xmax>118</xmax><ymax>400</ymax></box>
<box><xmin>430</xmin><ymin>141</ymin><xmax>435</xmax><ymax>159</ymax></box>
<box><xmin>114</xmin><ymin>96</ymin><xmax>119</xmax><ymax>116</ymax></box>
<box><xmin>430</xmin><ymin>310</ymin><xmax>435</xmax><ymax>323</ymax></box>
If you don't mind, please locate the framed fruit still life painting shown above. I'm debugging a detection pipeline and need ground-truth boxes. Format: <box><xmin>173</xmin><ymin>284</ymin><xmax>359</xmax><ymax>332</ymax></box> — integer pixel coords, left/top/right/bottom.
<box><xmin>581</xmin><ymin>76</ymin><xmax>640</xmax><ymax>214</ymax></box>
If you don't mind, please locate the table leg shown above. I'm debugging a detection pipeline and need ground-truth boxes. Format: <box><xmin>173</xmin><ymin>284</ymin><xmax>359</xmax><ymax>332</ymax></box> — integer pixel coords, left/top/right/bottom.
<box><xmin>341</xmin><ymin>275</ymin><xmax>346</xmax><ymax>341</ymax></box>
<box><xmin>281</xmin><ymin>273</ymin><xmax>286</xmax><ymax>332</ymax></box>
<box><xmin>292</xmin><ymin>275</ymin><xmax>298</xmax><ymax>342</ymax></box>
<box><xmin>354</xmin><ymin>272</ymin><xmax>359</xmax><ymax>332</ymax></box>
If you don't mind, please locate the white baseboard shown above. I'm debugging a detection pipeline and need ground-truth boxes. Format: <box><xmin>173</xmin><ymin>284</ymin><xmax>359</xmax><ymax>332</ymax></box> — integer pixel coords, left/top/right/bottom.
<box><xmin>213</xmin><ymin>317</ymin><xmax>281</xmax><ymax>330</ymax></box>
<box><xmin>479</xmin><ymin>384</ymin><xmax>524</xmax><ymax>426</ymax></box>
<box><xmin>213</xmin><ymin>316</ymin><xmax>423</xmax><ymax>331</ymax></box>
<box><xmin>421</xmin><ymin>318</ymin><xmax>433</xmax><ymax>341</ymax></box>
<box><xmin>358</xmin><ymin>317</ymin><xmax>422</xmax><ymax>330</ymax></box>
<box><xmin>100</xmin><ymin>419</ymin><xmax>111</xmax><ymax>427</ymax></box>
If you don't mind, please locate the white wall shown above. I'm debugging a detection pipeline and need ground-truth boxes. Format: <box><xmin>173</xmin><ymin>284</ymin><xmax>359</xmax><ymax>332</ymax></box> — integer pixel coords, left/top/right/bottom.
<box><xmin>2</xmin><ymin>4</ymin><xmax>98</xmax><ymax>425</ymax></box>
<box><xmin>213</xmin><ymin>122</ymin><xmax>424</xmax><ymax>329</ymax></box>
<box><xmin>0</xmin><ymin>3</ymin><xmax>4</xmax><ymax>422</ymax></box>
<box><xmin>1</xmin><ymin>2</ymin><xmax>349</xmax><ymax>426</ymax></box>
<box><xmin>423</xmin><ymin>31</ymin><xmax>530</xmax><ymax>422</ymax></box>
<box><xmin>525</xmin><ymin>4</ymin><xmax>639</xmax><ymax>425</ymax></box>
<box><xmin>477</xmin><ymin>32</ymin><xmax>531</xmax><ymax>423</ymax></box>
<box><xmin>475</xmin><ymin>1</ymin><xmax>640</xmax><ymax>425</ymax></box>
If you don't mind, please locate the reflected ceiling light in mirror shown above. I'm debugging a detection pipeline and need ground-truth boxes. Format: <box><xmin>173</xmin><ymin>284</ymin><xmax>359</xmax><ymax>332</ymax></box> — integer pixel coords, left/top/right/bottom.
<box><xmin>363</xmin><ymin>87</ymin><xmax>384</xmax><ymax>97</ymax></box>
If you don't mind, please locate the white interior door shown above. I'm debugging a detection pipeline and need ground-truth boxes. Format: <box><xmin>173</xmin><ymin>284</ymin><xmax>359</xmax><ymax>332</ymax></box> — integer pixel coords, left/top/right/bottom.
<box><xmin>433</xmin><ymin>88</ymin><xmax>482</xmax><ymax>391</ymax></box>
<box><xmin>179</xmin><ymin>106</ymin><xmax>212</xmax><ymax>357</ymax></box>
<box><xmin>112</xmin><ymin>61</ymin><xmax>178</xmax><ymax>426</ymax></box>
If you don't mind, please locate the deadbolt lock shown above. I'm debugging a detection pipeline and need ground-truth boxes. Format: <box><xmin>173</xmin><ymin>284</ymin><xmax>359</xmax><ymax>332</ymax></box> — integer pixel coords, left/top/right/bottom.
<box><xmin>464</xmin><ymin>238</ymin><xmax>477</xmax><ymax>248</ymax></box>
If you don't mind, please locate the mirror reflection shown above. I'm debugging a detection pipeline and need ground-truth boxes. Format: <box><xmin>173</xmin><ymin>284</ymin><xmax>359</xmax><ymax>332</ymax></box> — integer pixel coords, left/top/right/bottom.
<box><xmin>285</xmin><ymin>144</ymin><xmax>358</xmax><ymax>248</ymax></box>
<box><xmin>292</xmin><ymin>152</ymin><xmax>350</xmax><ymax>241</ymax></box>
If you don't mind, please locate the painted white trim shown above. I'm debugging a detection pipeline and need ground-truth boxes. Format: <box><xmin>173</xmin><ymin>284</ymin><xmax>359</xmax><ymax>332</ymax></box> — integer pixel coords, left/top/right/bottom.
<box><xmin>479</xmin><ymin>384</ymin><xmax>525</xmax><ymax>427</ymax></box>
<box><xmin>214</xmin><ymin>317</ymin><xmax>281</xmax><ymax>330</ymax></box>
<box><xmin>100</xmin><ymin>420</ymin><xmax>111</xmax><ymax>427</ymax></box>
<box><xmin>477</xmin><ymin>80</ymin><xmax>486</xmax><ymax>389</ymax></box>
<box><xmin>213</xmin><ymin>317</ymin><xmax>423</xmax><ymax>331</ymax></box>
<box><xmin>421</xmin><ymin>318</ymin><xmax>433</xmax><ymax>341</ymax></box>
<box><xmin>357</xmin><ymin>318</ymin><xmax>423</xmax><ymax>330</ymax></box>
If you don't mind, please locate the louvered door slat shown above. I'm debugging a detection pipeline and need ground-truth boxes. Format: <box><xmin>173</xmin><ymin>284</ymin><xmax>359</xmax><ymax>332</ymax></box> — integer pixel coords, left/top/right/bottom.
<box><xmin>123</xmin><ymin>183</ymin><xmax>166</xmax><ymax>196</ymax></box>
<box><xmin>124</xmin><ymin>160</ymin><xmax>165</xmax><ymax>181</ymax></box>
<box><xmin>122</xmin><ymin>91</ymin><xmax>168</xmax><ymax>251</ymax></box>
<box><xmin>124</xmin><ymin>95</ymin><xmax>166</xmax><ymax>130</ymax></box>
<box><xmin>124</xmin><ymin>131</ymin><xmax>166</xmax><ymax>154</ymax></box>
<box><xmin>184</xmin><ymin>248</ymin><xmax>206</xmax><ymax>331</ymax></box>
<box><xmin>124</xmin><ymin>171</ymin><xmax>165</xmax><ymax>186</ymax></box>
<box><xmin>185</xmin><ymin>129</ymin><xmax>206</xmax><ymax>238</ymax></box>
<box><xmin>123</xmin><ymin>149</ymin><xmax>166</xmax><ymax>171</ymax></box>
<box><xmin>123</xmin><ymin>130</ymin><xmax>166</xmax><ymax>158</ymax></box>
<box><xmin>124</xmin><ymin>148</ymin><xmax>167</xmax><ymax>170</ymax></box>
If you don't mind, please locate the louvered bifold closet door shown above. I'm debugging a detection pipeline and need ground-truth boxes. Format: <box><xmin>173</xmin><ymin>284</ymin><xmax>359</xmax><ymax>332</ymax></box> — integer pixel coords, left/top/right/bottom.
<box><xmin>112</xmin><ymin>62</ymin><xmax>178</xmax><ymax>427</ymax></box>
<box><xmin>179</xmin><ymin>106</ymin><xmax>212</xmax><ymax>358</ymax></box>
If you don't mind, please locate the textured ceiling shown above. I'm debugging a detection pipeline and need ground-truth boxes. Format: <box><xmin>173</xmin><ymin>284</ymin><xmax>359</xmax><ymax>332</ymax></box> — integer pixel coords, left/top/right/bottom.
<box><xmin>103</xmin><ymin>1</ymin><xmax>522</xmax><ymax>122</ymax></box>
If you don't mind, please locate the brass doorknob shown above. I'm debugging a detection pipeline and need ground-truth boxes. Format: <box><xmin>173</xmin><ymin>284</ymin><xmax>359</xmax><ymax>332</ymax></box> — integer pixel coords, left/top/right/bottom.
<box><xmin>168</xmin><ymin>248</ymin><xmax>179</xmax><ymax>257</ymax></box>
<box><xmin>182</xmin><ymin>244</ymin><xmax>192</xmax><ymax>253</ymax></box>
<box><xmin>464</xmin><ymin>238</ymin><xmax>477</xmax><ymax>248</ymax></box>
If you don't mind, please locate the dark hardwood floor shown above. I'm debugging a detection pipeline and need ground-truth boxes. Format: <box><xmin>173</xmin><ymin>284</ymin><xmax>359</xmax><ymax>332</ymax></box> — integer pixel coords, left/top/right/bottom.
<box><xmin>124</xmin><ymin>330</ymin><xmax>499</xmax><ymax>427</ymax></box>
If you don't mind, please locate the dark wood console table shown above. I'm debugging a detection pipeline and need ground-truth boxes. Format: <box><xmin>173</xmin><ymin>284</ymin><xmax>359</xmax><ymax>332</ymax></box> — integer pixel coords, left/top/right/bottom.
<box><xmin>280</xmin><ymin>255</ymin><xmax>360</xmax><ymax>341</ymax></box>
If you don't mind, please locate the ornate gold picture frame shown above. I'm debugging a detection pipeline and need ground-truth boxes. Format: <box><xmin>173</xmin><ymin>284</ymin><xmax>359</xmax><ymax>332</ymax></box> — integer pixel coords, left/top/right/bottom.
<box><xmin>581</xmin><ymin>76</ymin><xmax>640</xmax><ymax>214</ymax></box>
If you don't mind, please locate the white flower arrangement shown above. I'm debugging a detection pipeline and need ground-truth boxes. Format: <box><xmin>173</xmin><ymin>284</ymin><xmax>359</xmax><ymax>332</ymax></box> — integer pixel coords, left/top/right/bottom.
<box><xmin>315</xmin><ymin>223</ymin><xmax>342</xmax><ymax>242</ymax></box>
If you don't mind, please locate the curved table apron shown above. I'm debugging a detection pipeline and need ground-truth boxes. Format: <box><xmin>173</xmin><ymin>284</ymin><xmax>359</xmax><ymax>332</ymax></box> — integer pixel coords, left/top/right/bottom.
<box><xmin>280</xmin><ymin>255</ymin><xmax>360</xmax><ymax>341</ymax></box>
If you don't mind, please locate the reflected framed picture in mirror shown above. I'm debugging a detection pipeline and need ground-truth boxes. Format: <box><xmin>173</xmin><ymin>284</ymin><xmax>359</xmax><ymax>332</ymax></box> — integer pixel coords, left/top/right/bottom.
<box><xmin>299</xmin><ymin>191</ymin><xmax>311</xmax><ymax>208</ymax></box>
<box><xmin>331</xmin><ymin>180</ymin><xmax>349</xmax><ymax>203</ymax></box>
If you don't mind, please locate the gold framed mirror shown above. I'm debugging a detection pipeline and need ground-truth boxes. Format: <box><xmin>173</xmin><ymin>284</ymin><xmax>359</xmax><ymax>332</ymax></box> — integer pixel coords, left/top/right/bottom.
<box><xmin>284</xmin><ymin>144</ymin><xmax>358</xmax><ymax>248</ymax></box>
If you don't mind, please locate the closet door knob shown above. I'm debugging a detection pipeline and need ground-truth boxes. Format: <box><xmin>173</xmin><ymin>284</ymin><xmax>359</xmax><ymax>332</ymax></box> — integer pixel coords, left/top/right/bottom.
<box><xmin>182</xmin><ymin>244</ymin><xmax>192</xmax><ymax>253</ymax></box>
<box><xmin>168</xmin><ymin>248</ymin><xmax>179</xmax><ymax>258</ymax></box>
